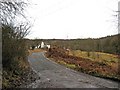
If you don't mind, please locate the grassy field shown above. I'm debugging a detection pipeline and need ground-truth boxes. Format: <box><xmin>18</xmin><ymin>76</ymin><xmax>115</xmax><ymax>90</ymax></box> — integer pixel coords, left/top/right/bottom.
<box><xmin>46</xmin><ymin>47</ymin><xmax>120</xmax><ymax>81</ymax></box>
<box><xmin>68</xmin><ymin>50</ymin><xmax>119</xmax><ymax>66</ymax></box>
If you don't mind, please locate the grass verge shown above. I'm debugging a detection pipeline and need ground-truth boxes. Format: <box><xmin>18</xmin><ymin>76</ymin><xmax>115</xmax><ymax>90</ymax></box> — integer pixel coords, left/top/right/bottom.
<box><xmin>45</xmin><ymin>47</ymin><xmax>120</xmax><ymax>82</ymax></box>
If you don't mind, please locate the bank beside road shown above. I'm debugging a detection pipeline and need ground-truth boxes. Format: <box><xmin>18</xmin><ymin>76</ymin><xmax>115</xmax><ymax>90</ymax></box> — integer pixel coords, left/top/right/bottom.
<box><xmin>28</xmin><ymin>52</ymin><xmax>119</xmax><ymax>88</ymax></box>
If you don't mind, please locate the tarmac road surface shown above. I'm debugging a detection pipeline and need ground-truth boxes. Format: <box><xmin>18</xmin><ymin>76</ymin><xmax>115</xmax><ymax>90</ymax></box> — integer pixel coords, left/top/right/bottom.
<box><xmin>28</xmin><ymin>52</ymin><xmax>119</xmax><ymax>88</ymax></box>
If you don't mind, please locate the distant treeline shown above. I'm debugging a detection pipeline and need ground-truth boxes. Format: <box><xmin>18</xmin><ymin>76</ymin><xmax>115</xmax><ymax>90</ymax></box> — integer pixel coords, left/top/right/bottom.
<box><xmin>26</xmin><ymin>34</ymin><xmax>120</xmax><ymax>54</ymax></box>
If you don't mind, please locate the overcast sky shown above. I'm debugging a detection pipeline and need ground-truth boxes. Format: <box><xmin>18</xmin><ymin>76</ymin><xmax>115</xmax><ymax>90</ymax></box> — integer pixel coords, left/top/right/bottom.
<box><xmin>26</xmin><ymin>0</ymin><xmax>118</xmax><ymax>39</ymax></box>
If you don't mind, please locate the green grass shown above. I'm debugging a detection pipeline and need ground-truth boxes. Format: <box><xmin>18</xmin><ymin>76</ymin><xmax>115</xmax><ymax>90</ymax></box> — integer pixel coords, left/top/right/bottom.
<box><xmin>67</xmin><ymin>50</ymin><xmax>120</xmax><ymax>81</ymax></box>
<box><xmin>66</xmin><ymin>64</ymin><xmax>76</xmax><ymax>69</ymax></box>
<box><xmin>57</xmin><ymin>61</ymin><xmax>76</xmax><ymax>69</ymax></box>
<box><xmin>69</xmin><ymin>50</ymin><xmax>119</xmax><ymax>65</ymax></box>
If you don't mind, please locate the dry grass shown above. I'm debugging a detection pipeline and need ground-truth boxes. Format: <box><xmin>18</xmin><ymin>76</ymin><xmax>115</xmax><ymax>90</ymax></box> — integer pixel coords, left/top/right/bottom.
<box><xmin>28</xmin><ymin>49</ymin><xmax>46</xmax><ymax>55</ymax></box>
<box><xmin>46</xmin><ymin>47</ymin><xmax>120</xmax><ymax>81</ymax></box>
<box><xmin>69</xmin><ymin>50</ymin><xmax>119</xmax><ymax>66</ymax></box>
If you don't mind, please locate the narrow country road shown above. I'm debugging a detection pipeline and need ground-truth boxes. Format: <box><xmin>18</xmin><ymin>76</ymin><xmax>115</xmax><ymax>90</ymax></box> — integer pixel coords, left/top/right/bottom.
<box><xmin>28</xmin><ymin>52</ymin><xmax>119</xmax><ymax>88</ymax></box>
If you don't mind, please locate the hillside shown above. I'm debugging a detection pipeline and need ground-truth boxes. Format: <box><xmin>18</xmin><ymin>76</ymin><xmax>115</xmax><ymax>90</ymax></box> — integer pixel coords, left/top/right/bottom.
<box><xmin>26</xmin><ymin>34</ymin><xmax>120</xmax><ymax>55</ymax></box>
<box><xmin>46</xmin><ymin>46</ymin><xmax>120</xmax><ymax>81</ymax></box>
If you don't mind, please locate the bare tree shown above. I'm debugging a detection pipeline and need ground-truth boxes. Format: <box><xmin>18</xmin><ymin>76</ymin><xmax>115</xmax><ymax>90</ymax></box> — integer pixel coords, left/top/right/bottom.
<box><xmin>0</xmin><ymin>0</ymin><xmax>28</xmax><ymax>25</ymax></box>
<box><xmin>1</xmin><ymin>0</ymin><xmax>31</xmax><ymax>68</ymax></box>
<box><xmin>0</xmin><ymin>0</ymin><xmax>31</xmax><ymax>41</ymax></box>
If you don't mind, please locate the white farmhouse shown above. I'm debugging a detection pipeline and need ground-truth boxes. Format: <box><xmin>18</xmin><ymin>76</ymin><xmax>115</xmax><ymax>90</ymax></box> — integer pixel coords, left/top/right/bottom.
<box><xmin>41</xmin><ymin>41</ymin><xmax>44</xmax><ymax>48</ymax></box>
<box><xmin>46</xmin><ymin>45</ymin><xmax>50</xmax><ymax>49</ymax></box>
